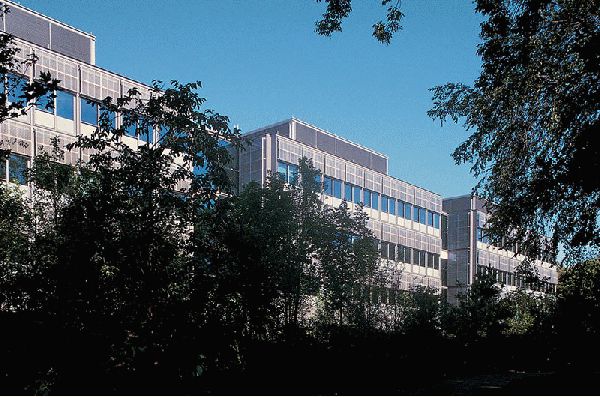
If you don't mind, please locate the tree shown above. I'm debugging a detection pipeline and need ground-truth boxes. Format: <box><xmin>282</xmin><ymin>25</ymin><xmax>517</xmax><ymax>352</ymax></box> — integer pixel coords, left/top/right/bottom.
<box><xmin>555</xmin><ymin>258</ymin><xmax>600</xmax><ymax>369</ymax></box>
<box><xmin>0</xmin><ymin>79</ymin><xmax>241</xmax><ymax>393</ymax></box>
<box><xmin>316</xmin><ymin>201</ymin><xmax>381</xmax><ymax>328</ymax></box>
<box><xmin>315</xmin><ymin>0</ymin><xmax>404</xmax><ymax>44</ymax></box>
<box><xmin>428</xmin><ymin>0</ymin><xmax>600</xmax><ymax>262</ymax></box>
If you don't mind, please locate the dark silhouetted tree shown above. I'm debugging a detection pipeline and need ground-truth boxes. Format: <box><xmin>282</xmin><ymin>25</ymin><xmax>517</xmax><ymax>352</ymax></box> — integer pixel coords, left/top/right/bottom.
<box><xmin>428</xmin><ymin>0</ymin><xmax>600</xmax><ymax>262</ymax></box>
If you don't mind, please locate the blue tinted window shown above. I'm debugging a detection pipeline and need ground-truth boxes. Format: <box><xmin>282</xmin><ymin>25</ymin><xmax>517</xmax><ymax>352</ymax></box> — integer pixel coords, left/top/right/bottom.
<box><xmin>344</xmin><ymin>183</ymin><xmax>352</xmax><ymax>201</ymax></box>
<box><xmin>36</xmin><ymin>90</ymin><xmax>54</xmax><ymax>113</ymax></box>
<box><xmin>8</xmin><ymin>154</ymin><xmax>28</xmax><ymax>185</ymax></box>
<box><xmin>108</xmin><ymin>111</ymin><xmax>117</xmax><ymax>129</ymax></box>
<box><xmin>81</xmin><ymin>99</ymin><xmax>98</xmax><ymax>125</ymax></box>
<box><xmin>404</xmin><ymin>202</ymin><xmax>412</xmax><ymax>220</ymax></box>
<box><xmin>159</xmin><ymin>125</ymin><xmax>168</xmax><ymax>141</ymax></box>
<box><xmin>56</xmin><ymin>90</ymin><xmax>74</xmax><ymax>120</ymax></box>
<box><xmin>389</xmin><ymin>198</ymin><xmax>395</xmax><ymax>215</ymax></box>
<box><xmin>413</xmin><ymin>206</ymin><xmax>420</xmax><ymax>222</ymax></box>
<box><xmin>7</xmin><ymin>74</ymin><xmax>27</xmax><ymax>103</ymax></box>
<box><xmin>364</xmin><ymin>189</ymin><xmax>371</xmax><ymax>208</ymax></box>
<box><xmin>288</xmin><ymin>164</ymin><xmax>299</xmax><ymax>185</ymax></box>
<box><xmin>372</xmin><ymin>192</ymin><xmax>379</xmax><ymax>210</ymax></box>
<box><xmin>381</xmin><ymin>195</ymin><xmax>388</xmax><ymax>213</ymax></box>
<box><xmin>125</xmin><ymin>120</ymin><xmax>137</xmax><ymax>138</ymax></box>
<box><xmin>353</xmin><ymin>186</ymin><xmax>361</xmax><ymax>204</ymax></box>
<box><xmin>397</xmin><ymin>200</ymin><xmax>404</xmax><ymax>217</ymax></box>
<box><xmin>333</xmin><ymin>178</ymin><xmax>342</xmax><ymax>199</ymax></box>
<box><xmin>427</xmin><ymin>211</ymin><xmax>434</xmax><ymax>226</ymax></box>
<box><xmin>324</xmin><ymin>176</ymin><xmax>333</xmax><ymax>196</ymax></box>
<box><xmin>277</xmin><ymin>161</ymin><xmax>288</xmax><ymax>181</ymax></box>
<box><xmin>434</xmin><ymin>213</ymin><xmax>440</xmax><ymax>229</ymax></box>
<box><xmin>138</xmin><ymin>118</ymin><xmax>153</xmax><ymax>143</ymax></box>
<box><xmin>419</xmin><ymin>207</ymin><xmax>426</xmax><ymax>224</ymax></box>
<box><xmin>314</xmin><ymin>173</ymin><xmax>322</xmax><ymax>189</ymax></box>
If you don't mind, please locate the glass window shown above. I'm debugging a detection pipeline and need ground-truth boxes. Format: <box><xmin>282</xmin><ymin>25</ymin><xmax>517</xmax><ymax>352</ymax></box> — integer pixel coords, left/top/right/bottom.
<box><xmin>397</xmin><ymin>200</ymin><xmax>404</xmax><ymax>217</ymax></box>
<box><xmin>412</xmin><ymin>248</ymin><xmax>418</xmax><ymax>265</ymax></box>
<box><xmin>277</xmin><ymin>161</ymin><xmax>288</xmax><ymax>182</ymax></box>
<box><xmin>364</xmin><ymin>189</ymin><xmax>372</xmax><ymax>208</ymax></box>
<box><xmin>428</xmin><ymin>252</ymin><xmax>434</xmax><ymax>268</ymax></box>
<box><xmin>404</xmin><ymin>202</ymin><xmax>412</xmax><ymax>220</ymax></box>
<box><xmin>380</xmin><ymin>241</ymin><xmax>389</xmax><ymax>259</ymax></box>
<box><xmin>419</xmin><ymin>207</ymin><xmax>426</xmax><ymax>224</ymax></box>
<box><xmin>397</xmin><ymin>244</ymin><xmax>404</xmax><ymax>263</ymax></box>
<box><xmin>109</xmin><ymin>111</ymin><xmax>117</xmax><ymax>129</ymax></box>
<box><xmin>353</xmin><ymin>186</ymin><xmax>361</xmax><ymax>204</ymax></box>
<box><xmin>389</xmin><ymin>198</ymin><xmax>395</xmax><ymax>215</ymax></box>
<box><xmin>427</xmin><ymin>211</ymin><xmax>434</xmax><ymax>226</ymax></box>
<box><xmin>420</xmin><ymin>250</ymin><xmax>426</xmax><ymax>267</ymax></box>
<box><xmin>7</xmin><ymin>73</ymin><xmax>27</xmax><ymax>103</ymax></box>
<box><xmin>381</xmin><ymin>195</ymin><xmax>388</xmax><ymax>213</ymax></box>
<box><xmin>288</xmin><ymin>164</ymin><xmax>298</xmax><ymax>185</ymax></box>
<box><xmin>413</xmin><ymin>206</ymin><xmax>420</xmax><ymax>222</ymax></box>
<box><xmin>434</xmin><ymin>213</ymin><xmax>440</xmax><ymax>229</ymax></box>
<box><xmin>0</xmin><ymin>157</ymin><xmax>6</xmax><ymax>181</ymax></box>
<box><xmin>344</xmin><ymin>183</ymin><xmax>352</xmax><ymax>201</ymax></box>
<box><xmin>125</xmin><ymin>120</ymin><xmax>137</xmax><ymax>138</ymax></box>
<box><xmin>389</xmin><ymin>243</ymin><xmax>396</xmax><ymax>261</ymax></box>
<box><xmin>324</xmin><ymin>176</ymin><xmax>333</xmax><ymax>196</ymax></box>
<box><xmin>8</xmin><ymin>154</ymin><xmax>28</xmax><ymax>185</ymax></box>
<box><xmin>36</xmin><ymin>90</ymin><xmax>54</xmax><ymax>113</ymax></box>
<box><xmin>81</xmin><ymin>99</ymin><xmax>98</xmax><ymax>125</ymax></box>
<box><xmin>56</xmin><ymin>90</ymin><xmax>74</xmax><ymax>120</ymax></box>
<box><xmin>314</xmin><ymin>173</ymin><xmax>322</xmax><ymax>189</ymax></box>
<box><xmin>139</xmin><ymin>118</ymin><xmax>153</xmax><ymax>143</ymax></box>
<box><xmin>158</xmin><ymin>125</ymin><xmax>168</xmax><ymax>141</ymax></box>
<box><xmin>405</xmin><ymin>246</ymin><xmax>411</xmax><ymax>263</ymax></box>
<box><xmin>372</xmin><ymin>191</ymin><xmax>379</xmax><ymax>210</ymax></box>
<box><xmin>333</xmin><ymin>178</ymin><xmax>342</xmax><ymax>199</ymax></box>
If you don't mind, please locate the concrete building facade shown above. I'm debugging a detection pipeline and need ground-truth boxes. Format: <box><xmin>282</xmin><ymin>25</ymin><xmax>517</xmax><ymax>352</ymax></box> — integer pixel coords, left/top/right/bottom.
<box><xmin>0</xmin><ymin>0</ymin><xmax>156</xmax><ymax>191</ymax></box>
<box><xmin>1</xmin><ymin>1</ymin><xmax>558</xmax><ymax>302</ymax></box>
<box><xmin>443</xmin><ymin>195</ymin><xmax>558</xmax><ymax>304</ymax></box>
<box><xmin>233</xmin><ymin>118</ymin><xmax>446</xmax><ymax>293</ymax></box>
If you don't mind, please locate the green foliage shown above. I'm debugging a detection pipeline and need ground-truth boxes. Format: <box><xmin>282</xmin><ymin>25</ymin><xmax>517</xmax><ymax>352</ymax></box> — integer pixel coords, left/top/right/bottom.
<box><xmin>315</xmin><ymin>0</ymin><xmax>404</xmax><ymax>44</ymax></box>
<box><xmin>428</xmin><ymin>0</ymin><xmax>600</xmax><ymax>262</ymax></box>
<box><xmin>557</xmin><ymin>258</ymin><xmax>600</xmax><ymax>336</ymax></box>
<box><xmin>316</xmin><ymin>200</ymin><xmax>381</xmax><ymax>328</ymax></box>
<box><xmin>447</xmin><ymin>271</ymin><xmax>507</xmax><ymax>340</ymax></box>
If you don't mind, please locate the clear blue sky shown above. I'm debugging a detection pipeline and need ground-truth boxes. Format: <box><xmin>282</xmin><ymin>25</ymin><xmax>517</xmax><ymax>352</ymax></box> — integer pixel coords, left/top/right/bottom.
<box><xmin>19</xmin><ymin>0</ymin><xmax>483</xmax><ymax>197</ymax></box>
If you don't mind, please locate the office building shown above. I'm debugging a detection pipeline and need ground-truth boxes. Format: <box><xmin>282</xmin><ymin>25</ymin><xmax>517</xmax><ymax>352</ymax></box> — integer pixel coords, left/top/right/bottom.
<box><xmin>1</xmin><ymin>1</ymin><xmax>558</xmax><ymax>302</ymax></box>
<box><xmin>443</xmin><ymin>195</ymin><xmax>558</xmax><ymax>303</ymax></box>
<box><xmin>0</xmin><ymin>0</ymin><xmax>155</xmax><ymax>189</ymax></box>
<box><xmin>233</xmin><ymin>118</ymin><xmax>446</xmax><ymax>293</ymax></box>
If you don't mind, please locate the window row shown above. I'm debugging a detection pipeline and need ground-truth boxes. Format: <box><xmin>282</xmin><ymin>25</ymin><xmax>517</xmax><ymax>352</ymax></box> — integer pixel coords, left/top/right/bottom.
<box><xmin>354</xmin><ymin>285</ymin><xmax>437</xmax><ymax>306</ymax></box>
<box><xmin>321</xmin><ymin>174</ymin><xmax>441</xmax><ymax>228</ymax></box>
<box><xmin>379</xmin><ymin>241</ymin><xmax>440</xmax><ymax>270</ymax></box>
<box><xmin>476</xmin><ymin>265</ymin><xmax>556</xmax><ymax>293</ymax></box>
<box><xmin>5</xmin><ymin>74</ymin><xmax>156</xmax><ymax>143</ymax></box>
<box><xmin>0</xmin><ymin>153</ymin><xmax>29</xmax><ymax>185</ymax></box>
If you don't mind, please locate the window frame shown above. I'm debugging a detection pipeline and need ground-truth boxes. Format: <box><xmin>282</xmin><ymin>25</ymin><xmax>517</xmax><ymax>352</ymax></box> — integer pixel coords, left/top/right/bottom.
<box><xmin>80</xmin><ymin>97</ymin><xmax>99</xmax><ymax>126</ymax></box>
<box><xmin>55</xmin><ymin>89</ymin><xmax>75</xmax><ymax>120</ymax></box>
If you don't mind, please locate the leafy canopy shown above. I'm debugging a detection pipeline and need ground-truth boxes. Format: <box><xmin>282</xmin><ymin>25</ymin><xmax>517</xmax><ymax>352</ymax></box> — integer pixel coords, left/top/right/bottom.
<box><xmin>428</xmin><ymin>0</ymin><xmax>600</xmax><ymax>263</ymax></box>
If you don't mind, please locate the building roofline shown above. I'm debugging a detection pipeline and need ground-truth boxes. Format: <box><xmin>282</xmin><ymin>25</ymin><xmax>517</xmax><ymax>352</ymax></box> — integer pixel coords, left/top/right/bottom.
<box><xmin>2</xmin><ymin>0</ymin><xmax>96</xmax><ymax>40</ymax></box>
<box><xmin>291</xmin><ymin>117</ymin><xmax>389</xmax><ymax>160</ymax></box>
<box><xmin>443</xmin><ymin>193</ymin><xmax>473</xmax><ymax>202</ymax></box>
<box><xmin>244</xmin><ymin>117</ymin><xmax>389</xmax><ymax>161</ymax></box>
<box><xmin>14</xmin><ymin>36</ymin><xmax>152</xmax><ymax>91</ymax></box>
